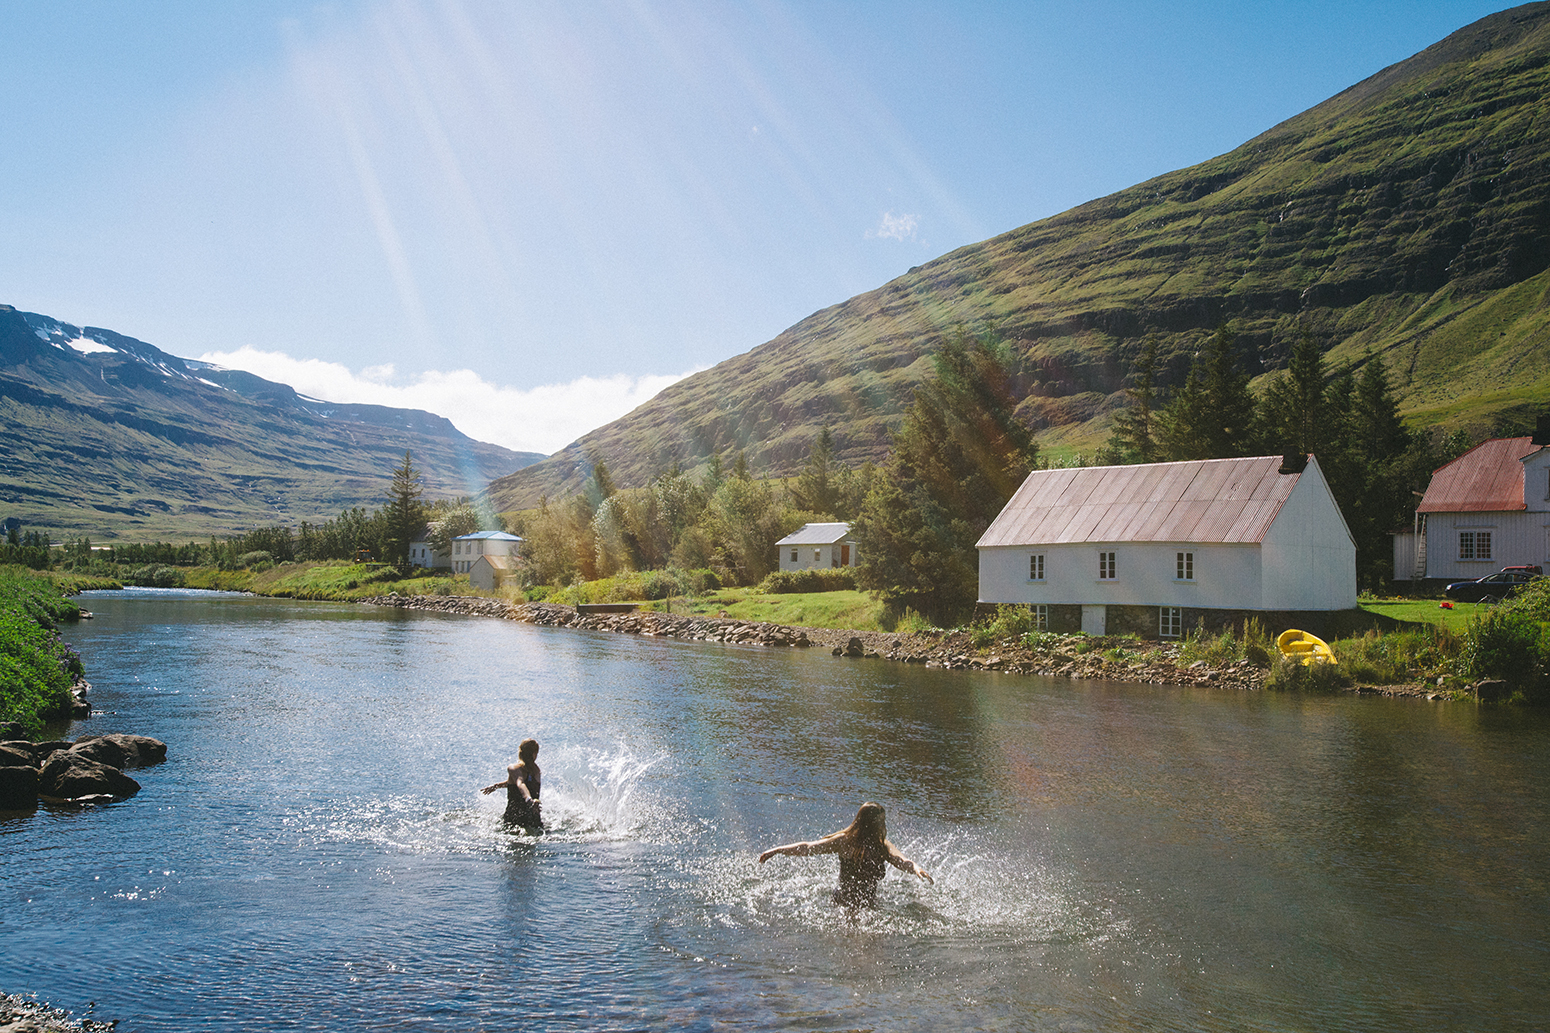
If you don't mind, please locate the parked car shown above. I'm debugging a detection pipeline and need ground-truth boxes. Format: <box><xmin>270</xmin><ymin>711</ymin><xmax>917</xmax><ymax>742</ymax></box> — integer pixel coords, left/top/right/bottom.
<box><xmin>1443</xmin><ymin>569</ymin><xmax>1543</xmax><ymax>603</ymax></box>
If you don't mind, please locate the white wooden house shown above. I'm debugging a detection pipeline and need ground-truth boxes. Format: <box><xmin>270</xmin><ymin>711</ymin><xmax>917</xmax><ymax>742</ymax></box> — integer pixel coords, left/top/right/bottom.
<box><xmin>1392</xmin><ymin>435</ymin><xmax>1550</xmax><ymax>583</ymax></box>
<box><xmin>978</xmin><ymin>454</ymin><xmax>1356</xmax><ymax>637</ymax></box>
<box><xmin>775</xmin><ymin>522</ymin><xmax>858</xmax><ymax>572</ymax></box>
<box><xmin>451</xmin><ymin>531</ymin><xmax>523</xmax><ymax>575</ymax></box>
<box><xmin>408</xmin><ymin>524</ymin><xmax>450</xmax><ymax>570</ymax></box>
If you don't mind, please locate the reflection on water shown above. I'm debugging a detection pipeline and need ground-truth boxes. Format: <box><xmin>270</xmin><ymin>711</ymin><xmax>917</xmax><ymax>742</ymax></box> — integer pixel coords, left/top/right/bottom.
<box><xmin>2</xmin><ymin>588</ymin><xmax>1548</xmax><ymax>1032</ymax></box>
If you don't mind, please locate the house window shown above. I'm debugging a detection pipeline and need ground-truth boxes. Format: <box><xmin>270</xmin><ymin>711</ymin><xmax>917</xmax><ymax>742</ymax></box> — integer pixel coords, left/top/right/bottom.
<box><xmin>1098</xmin><ymin>551</ymin><xmax>1116</xmax><ymax>580</ymax></box>
<box><xmin>814</xmin><ymin>549</ymin><xmax>822</xmax><ymax>563</ymax></box>
<box><xmin>790</xmin><ymin>549</ymin><xmax>798</xmax><ymax>563</ymax></box>
<box><xmin>1459</xmin><ymin>531</ymin><xmax>1493</xmax><ymax>561</ymax></box>
<box><xmin>1029</xmin><ymin>553</ymin><xmax>1045</xmax><ymax>581</ymax></box>
<box><xmin>1176</xmin><ymin>551</ymin><xmax>1194</xmax><ymax>581</ymax></box>
<box><xmin>1160</xmin><ymin>607</ymin><xmax>1182</xmax><ymax>639</ymax></box>
<box><xmin>1032</xmin><ymin>604</ymin><xmax>1048</xmax><ymax>630</ymax></box>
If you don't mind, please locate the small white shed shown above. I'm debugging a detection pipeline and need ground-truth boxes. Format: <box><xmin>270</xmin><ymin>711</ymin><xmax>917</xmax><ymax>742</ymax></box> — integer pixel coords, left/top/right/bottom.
<box><xmin>977</xmin><ymin>454</ymin><xmax>1356</xmax><ymax>636</ymax></box>
<box><xmin>775</xmin><ymin>522</ymin><xmax>858</xmax><ymax>572</ymax></box>
<box><xmin>469</xmin><ymin>554</ymin><xmax>519</xmax><ymax>592</ymax></box>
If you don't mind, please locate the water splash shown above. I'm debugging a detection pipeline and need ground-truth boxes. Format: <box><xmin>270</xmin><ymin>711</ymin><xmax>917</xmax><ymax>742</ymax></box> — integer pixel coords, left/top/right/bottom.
<box><xmin>537</xmin><ymin>744</ymin><xmax>675</xmax><ymax>843</ymax></box>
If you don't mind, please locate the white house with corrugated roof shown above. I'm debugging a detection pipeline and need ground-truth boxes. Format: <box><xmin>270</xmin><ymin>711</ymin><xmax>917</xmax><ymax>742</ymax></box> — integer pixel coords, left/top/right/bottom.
<box><xmin>776</xmin><ymin>522</ymin><xmax>858</xmax><ymax>572</ymax></box>
<box><xmin>1393</xmin><ymin>434</ymin><xmax>1550</xmax><ymax>583</ymax></box>
<box><xmin>977</xmin><ymin>454</ymin><xmax>1356</xmax><ymax>637</ymax></box>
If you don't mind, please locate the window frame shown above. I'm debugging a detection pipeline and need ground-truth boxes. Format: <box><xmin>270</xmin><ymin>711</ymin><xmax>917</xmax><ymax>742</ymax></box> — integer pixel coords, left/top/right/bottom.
<box><xmin>1176</xmin><ymin>551</ymin><xmax>1194</xmax><ymax>582</ymax></box>
<box><xmin>1459</xmin><ymin>530</ymin><xmax>1493</xmax><ymax>561</ymax></box>
<box><xmin>1029</xmin><ymin>553</ymin><xmax>1045</xmax><ymax>581</ymax></box>
<box><xmin>1032</xmin><ymin>603</ymin><xmax>1048</xmax><ymax>631</ymax></box>
<box><xmin>1159</xmin><ymin>606</ymin><xmax>1183</xmax><ymax>639</ymax></box>
<box><xmin>1098</xmin><ymin>550</ymin><xmax>1116</xmax><ymax>580</ymax></box>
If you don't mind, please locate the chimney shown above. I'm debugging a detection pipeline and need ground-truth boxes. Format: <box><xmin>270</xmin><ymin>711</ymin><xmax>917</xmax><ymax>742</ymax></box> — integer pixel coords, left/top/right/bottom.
<box><xmin>1533</xmin><ymin>413</ymin><xmax>1550</xmax><ymax>447</ymax></box>
<box><xmin>1279</xmin><ymin>452</ymin><xmax>1308</xmax><ymax>475</ymax></box>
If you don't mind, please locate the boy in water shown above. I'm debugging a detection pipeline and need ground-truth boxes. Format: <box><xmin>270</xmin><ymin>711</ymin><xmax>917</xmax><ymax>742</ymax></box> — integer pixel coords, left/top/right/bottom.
<box><xmin>482</xmin><ymin>738</ymin><xmax>542</xmax><ymax>829</ymax></box>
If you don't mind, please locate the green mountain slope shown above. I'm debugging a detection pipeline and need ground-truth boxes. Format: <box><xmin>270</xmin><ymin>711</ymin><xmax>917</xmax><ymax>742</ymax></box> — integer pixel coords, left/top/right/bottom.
<box><xmin>489</xmin><ymin>2</ymin><xmax>1550</xmax><ymax>510</ymax></box>
<box><xmin>0</xmin><ymin>307</ymin><xmax>544</xmax><ymax>540</ymax></box>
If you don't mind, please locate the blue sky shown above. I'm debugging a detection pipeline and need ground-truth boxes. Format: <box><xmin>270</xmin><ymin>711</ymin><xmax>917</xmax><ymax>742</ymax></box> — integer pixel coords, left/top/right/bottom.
<box><xmin>0</xmin><ymin>1</ymin><xmax>1514</xmax><ymax>454</ymax></box>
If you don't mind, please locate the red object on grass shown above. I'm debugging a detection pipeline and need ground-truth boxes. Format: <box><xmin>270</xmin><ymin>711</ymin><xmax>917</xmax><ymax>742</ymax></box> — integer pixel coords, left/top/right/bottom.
<box><xmin>1440</xmin><ymin>601</ymin><xmax>1454</xmax><ymax>609</ymax></box>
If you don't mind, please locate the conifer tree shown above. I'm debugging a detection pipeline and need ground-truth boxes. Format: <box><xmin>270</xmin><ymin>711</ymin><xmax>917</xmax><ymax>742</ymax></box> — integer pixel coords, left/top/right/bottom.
<box><xmin>853</xmin><ymin>328</ymin><xmax>1037</xmax><ymax>624</ymax></box>
<box><xmin>383</xmin><ymin>450</ymin><xmax>426</xmax><ymax>569</ymax></box>
<box><xmin>791</xmin><ymin>427</ymin><xmax>841</xmax><ymax>516</ymax></box>
<box><xmin>1102</xmin><ymin>336</ymin><xmax>1163</xmax><ymax>463</ymax></box>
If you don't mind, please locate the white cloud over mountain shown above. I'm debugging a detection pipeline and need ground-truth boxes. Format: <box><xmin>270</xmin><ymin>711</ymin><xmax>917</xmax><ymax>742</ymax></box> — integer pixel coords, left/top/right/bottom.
<box><xmin>196</xmin><ymin>346</ymin><xmax>698</xmax><ymax>456</ymax></box>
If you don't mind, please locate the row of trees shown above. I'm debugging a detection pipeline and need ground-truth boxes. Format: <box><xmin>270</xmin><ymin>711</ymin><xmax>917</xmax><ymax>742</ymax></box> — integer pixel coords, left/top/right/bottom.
<box><xmin>1099</xmin><ymin>328</ymin><xmax>1451</xmax><ymax>588</ymax></box>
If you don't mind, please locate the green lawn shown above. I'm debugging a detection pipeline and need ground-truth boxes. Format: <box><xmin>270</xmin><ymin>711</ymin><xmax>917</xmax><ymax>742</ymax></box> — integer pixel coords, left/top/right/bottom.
<box><xmin>1359</xmin><ymin>597</ymin><xmax>1484</xmax><ymax>635</ymax></box>
<box><xmin>640</xmin><ymin>588</ymin><xmax>889</xmax><ymax>632</ymax></box>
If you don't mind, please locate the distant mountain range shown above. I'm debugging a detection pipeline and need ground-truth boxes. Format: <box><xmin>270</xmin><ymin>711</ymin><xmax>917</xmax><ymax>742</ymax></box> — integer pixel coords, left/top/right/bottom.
<box><xmin>488</xmin><ymin>1</ymin><xmax>1550</xmax><ymax>511</ymax></box>
<box><xmin>0</xmin><ymin>306</ymin><xmax>543</xmax><ymax>540</ymax></box>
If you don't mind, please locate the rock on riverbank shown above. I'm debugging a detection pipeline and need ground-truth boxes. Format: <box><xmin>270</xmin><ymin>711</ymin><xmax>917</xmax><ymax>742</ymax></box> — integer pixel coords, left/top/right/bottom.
<box><xmin>0</xmin><ymin>990</ymin><xmax>115</xmax><ymax>1032</ymax></box>
<box><xmin>0</xmin><ymin>731</ymin><xmax>166</xmax><ymax>810</ymax></box>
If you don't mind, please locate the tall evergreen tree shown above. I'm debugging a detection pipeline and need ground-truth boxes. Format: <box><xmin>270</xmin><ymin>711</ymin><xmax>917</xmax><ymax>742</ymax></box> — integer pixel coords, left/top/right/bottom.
<box><xmin>1101</xmin><ymin>336</ymin><xmax>1163</xmax><ymax>463</ymax></box>
<box><xmin>1157</xmin><ymin>325</ymin><xmax>1259</xmax><ymax>460</ymax></box>
<box><xmin>853</xmin><ymin>328</ymin><xmax>1037</xmax><ymax>624</ymax></box>
<box><xmin>791</xmin><ymin>427</ymin><xmax>842</xmax><ymax>516</ymax></box>
<box><xmin>383</xmin><ymin>450</ymin><xmax>426</xmax><ymax>569</ymax></box>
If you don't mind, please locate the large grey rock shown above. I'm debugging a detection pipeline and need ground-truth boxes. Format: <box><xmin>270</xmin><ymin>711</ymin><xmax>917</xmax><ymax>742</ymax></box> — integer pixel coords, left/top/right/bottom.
<box><xmin>0</xmin><ymin>744</ymin><xmax>36</xmax><ymax>769</ymax></box>
<box><xmin>0</xmin><ymin>765</ymin><xmax>38</xmax><ymax>809</ymax></box>
<box><xmin>37</xmin><ymin>752</ymin><xmax>139</xmax><ymax>800</ymax></box>
<box><xmin>75</xmin><ymin>734</ymin><xmax>166</xmax><ymax>768</ymax></box>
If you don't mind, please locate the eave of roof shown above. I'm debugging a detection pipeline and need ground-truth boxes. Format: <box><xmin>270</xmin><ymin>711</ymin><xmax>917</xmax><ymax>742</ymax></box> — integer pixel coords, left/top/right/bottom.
<box><xmin>775</xmin><ymin>522</ymin><xmax>852</xmax><ymax>546</ymax></box>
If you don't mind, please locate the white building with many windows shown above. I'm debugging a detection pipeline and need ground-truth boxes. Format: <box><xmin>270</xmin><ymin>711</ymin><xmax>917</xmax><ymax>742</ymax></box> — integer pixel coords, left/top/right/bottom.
<box><xmin>977</xmin><ymin>454</ymin><xmax>1356</xmax><ymax>637</ymax></box>
<box><xmin>1392</xmin><ymin>435</ymin><xmax>1550</xmax><ymax>583</ymax></box>
<box><xmin>450</xmin><ymin>531</ymin><xmax>523</xmax><ymax>575</ymax></box>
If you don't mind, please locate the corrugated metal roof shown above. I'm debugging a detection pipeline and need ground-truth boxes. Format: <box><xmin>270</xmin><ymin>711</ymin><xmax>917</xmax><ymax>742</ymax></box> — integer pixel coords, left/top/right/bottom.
<box><xmin>977</xmin><ymin>455</ymin><xmax>1304</xmax><ymax>548</ymax></box>
<box><xmin>775</xmin><ymin>522</ymin><xmax>852</xmax><ymax>546</ymax></box>
<box><xmin>1417</xmin><ymin>437</ymin><xmax>1539</xmax><ymax>513</ymax></box>
<box><xmin>453</xmin><ymin>531</ymin><xmax>523</xmax><ymax>541</ymax></box>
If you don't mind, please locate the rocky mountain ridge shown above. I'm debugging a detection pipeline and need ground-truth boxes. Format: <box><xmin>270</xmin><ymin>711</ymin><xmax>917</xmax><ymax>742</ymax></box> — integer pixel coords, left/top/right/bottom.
<box><xmin>0</xmin><ymin>306</ymin><xmax>543</xmax><ymax>539</ymax></box>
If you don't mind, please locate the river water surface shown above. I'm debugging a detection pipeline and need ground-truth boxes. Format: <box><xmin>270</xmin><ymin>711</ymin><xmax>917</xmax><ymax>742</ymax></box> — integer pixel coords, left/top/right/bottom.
<box><xmin>2</xmin><ymin>589</ymin><xmax>1548</xmax><ymax>1031</ymax></box>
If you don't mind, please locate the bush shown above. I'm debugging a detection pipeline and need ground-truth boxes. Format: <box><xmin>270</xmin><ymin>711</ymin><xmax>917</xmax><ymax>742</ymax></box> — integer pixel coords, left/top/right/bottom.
<box><xmin>1460</xmin><ymin>606</ymin><xmax>1550</xmax><ymax>701</ymax></box>
<box><xmin>0</xmin><ymin>569</ymin><xmax>81</xmax><ymax>736</ymax></box>
<box><xmin>129</xmin><ymin>564</ymin><xmax>184</xmax><ymax>588</ymax></box>
<box><xmin>1179</xmin><ymin>624</ymin><xmax>1242</xmax><ymax>666</ymax></box>
<box><xmin>757</xmin><ymin>568</ymin><xmax>858</xmax><ymax>594</ymax></box>
<box><xmin>238</xmin><ymin>551</ymin><xmax>275</xmax><ymax>572</ymax></box>
<box><xmin>1263</xmin><ymin>652</ymin><xmax>1351</xmax><ymax>692</ymax></box>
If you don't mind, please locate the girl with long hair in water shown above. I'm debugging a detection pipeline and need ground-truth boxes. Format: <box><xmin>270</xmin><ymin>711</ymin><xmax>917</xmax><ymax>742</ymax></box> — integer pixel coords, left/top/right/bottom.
<box><xmin>759</xmin><ymin>802</ymin><xmax>931</xmax><ymax>907</ymax></box>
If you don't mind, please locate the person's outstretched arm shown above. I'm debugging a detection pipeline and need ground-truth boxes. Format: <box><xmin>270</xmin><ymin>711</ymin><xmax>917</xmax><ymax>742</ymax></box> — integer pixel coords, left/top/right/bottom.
<box><xmin>759</xmin><ymin>834</ymin><xmax>842</xmax><ymax>863</ymax></box>
<box><xmin>885</xmin><ymin>842</ymin><xmax>933</xmax><ymax>883</ymax></box>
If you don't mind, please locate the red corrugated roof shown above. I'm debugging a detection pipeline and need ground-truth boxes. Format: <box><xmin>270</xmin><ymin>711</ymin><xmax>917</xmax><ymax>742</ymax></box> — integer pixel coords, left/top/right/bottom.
<box><xmin>1417</xmin><ymin>438</ymin><xmax>1539</xmax><ymax>513</ymax></box>
<box><xmin>978</xmin><ymin>455</ymin><xmax>1305</xmax><ymax>548</ymax></box>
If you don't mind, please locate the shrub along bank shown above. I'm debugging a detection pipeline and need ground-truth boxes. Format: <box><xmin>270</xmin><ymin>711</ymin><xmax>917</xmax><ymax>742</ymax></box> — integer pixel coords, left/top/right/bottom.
<box><xmin>0</xmin><ymin>567</ymin><xmax>86</xmax><ymax>737</ymax></box>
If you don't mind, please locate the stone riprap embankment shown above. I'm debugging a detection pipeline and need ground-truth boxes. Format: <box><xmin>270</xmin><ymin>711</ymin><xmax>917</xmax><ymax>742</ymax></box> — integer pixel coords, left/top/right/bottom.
<box><xmin>0</xmin><ymin>729</ymin><xmax>167</xmax><ymax>811</ymax></box>
<box><xmin>366</xmin><ymin>595</ymin><xmax>814</xmax><ymax>647</ymax></box>
<box><xmin>0</xmin><ymin>990</ymin><xmax>114</xmax><ymax>1032</ymax></box>
<box><xmin>363</xmin><ymin>595</ymin><xmax>1280</xmax><ymax>690</ymax></box>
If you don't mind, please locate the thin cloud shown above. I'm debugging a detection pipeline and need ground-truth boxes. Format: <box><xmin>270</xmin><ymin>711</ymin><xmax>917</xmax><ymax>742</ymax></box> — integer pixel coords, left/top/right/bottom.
<box><xmin>868</xmin><ymin>210</ymin><xmax>919</xmax><ymax>241</ymax></box>
<box><xmin>195</xmin><ymin>346</ymin><xmax>700</xmax><ymax>456</ymax></box>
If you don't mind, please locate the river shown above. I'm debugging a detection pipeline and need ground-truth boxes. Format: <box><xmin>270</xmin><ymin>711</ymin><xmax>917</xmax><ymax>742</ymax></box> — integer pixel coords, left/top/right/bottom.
<box><xmin>2</xmin><ymin>588</ymin><xmax>1547</xmax><ymax>1031</ymax></box>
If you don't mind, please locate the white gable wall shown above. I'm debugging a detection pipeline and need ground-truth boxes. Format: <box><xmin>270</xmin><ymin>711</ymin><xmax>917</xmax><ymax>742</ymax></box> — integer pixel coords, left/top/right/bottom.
<box><xmin>1259</xmin><ymin>462</ymin><xmax>1357</xmax><ymax>609</ymax></box>
<box><xmin>1423</xmin><ymin>512</ymin><xmax>1550</xmax><ymax>580</ymax></box>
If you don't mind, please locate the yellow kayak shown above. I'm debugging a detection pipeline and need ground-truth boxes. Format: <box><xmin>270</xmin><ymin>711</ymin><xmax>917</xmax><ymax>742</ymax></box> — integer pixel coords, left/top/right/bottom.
<box><xmin>1277</xmin><ymin>629</ymin><xmax>1336</xmax><ymax>666</ymax></box>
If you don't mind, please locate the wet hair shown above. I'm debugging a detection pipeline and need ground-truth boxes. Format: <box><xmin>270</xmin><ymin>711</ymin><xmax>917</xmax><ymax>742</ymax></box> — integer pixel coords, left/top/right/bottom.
<box><xmin>518</xmin><ymin>738</ymin><xmax>539</xmax><ymax>761</ymax></box>
<box><xmin>838</xmin><ymin>802</ymin><xmax>886</xmax><ymax>845</ymax></box>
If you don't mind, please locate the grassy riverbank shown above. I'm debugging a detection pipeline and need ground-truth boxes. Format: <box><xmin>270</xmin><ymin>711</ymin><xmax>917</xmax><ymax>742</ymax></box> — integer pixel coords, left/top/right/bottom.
<box><xmin>0</xmin><ymin>566</ymin><xmax>87</xmax><ymax>737</ymax></box>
